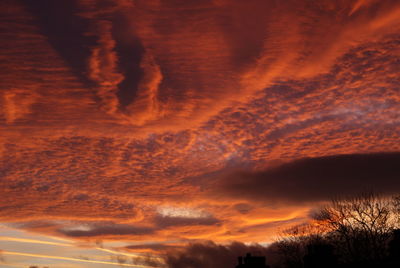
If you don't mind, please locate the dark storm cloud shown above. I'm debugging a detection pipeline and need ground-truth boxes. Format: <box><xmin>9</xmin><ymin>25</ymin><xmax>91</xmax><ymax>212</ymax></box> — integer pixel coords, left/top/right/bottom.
<box><xmin>213</xmin><ymin>152</ymin><xmax>400</xmax><ymax>204</ymax></box>
<box><xmin>164</xmin><ymin>241</ymin><xmax>273</xmax><ymax>268</ymax></box>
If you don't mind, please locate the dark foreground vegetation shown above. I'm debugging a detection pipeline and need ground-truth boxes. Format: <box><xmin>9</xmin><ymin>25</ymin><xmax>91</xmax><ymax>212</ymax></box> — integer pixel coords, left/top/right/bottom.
<box><xmin>269</xmin><ymin>192</ymin><xmax>400</xmax><ymax>268</ymax></box>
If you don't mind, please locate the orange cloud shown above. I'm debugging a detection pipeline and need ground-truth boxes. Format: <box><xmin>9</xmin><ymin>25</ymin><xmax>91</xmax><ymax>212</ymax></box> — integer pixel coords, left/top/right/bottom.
<box><xmin>0</xmin><ymin>0</ymin><xmax>399</xmax><ymax>262</ymax></box>
<box><xmin>88</xmin><ymin>20</ymin><xmax>124</xmax><ymax>115</ymax></box>
<box><xmin>124</xmin><ymin>51</ymin><xmax>163</xmax><ymax>125</ymax></box>
<box><xmin>2</xmin><ymin>90</ymin><xmax>38</xmax><ymax>123</ymax></box>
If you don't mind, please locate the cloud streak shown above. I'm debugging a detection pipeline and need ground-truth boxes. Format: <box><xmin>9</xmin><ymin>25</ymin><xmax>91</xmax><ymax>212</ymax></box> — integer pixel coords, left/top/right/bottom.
<box><xmin>1</xmin><ymin>250</ymin><xmax>153</xmax><ymax>267</ymax></box>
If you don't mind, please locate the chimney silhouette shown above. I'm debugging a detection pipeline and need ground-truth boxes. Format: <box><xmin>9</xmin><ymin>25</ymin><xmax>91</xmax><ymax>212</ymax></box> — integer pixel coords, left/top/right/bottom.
<box><xmin>235</xmin><ymin>253</ymin><xmax>270</xmax><ymax>268</ymax></box>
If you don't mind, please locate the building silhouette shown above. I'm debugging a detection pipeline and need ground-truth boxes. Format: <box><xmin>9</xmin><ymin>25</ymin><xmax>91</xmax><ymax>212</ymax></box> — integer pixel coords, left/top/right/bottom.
<box><xmin>236</xmin><ymin>253</ymin><xmax>270</xmax><ymax>268</ymax></box>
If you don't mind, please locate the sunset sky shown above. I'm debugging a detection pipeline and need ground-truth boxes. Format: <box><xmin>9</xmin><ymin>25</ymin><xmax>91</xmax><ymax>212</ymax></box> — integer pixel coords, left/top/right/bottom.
<box><xmin>1</xmin><ymin>0</ymin><xmax>400</xmax><ymax>267</ymax></box>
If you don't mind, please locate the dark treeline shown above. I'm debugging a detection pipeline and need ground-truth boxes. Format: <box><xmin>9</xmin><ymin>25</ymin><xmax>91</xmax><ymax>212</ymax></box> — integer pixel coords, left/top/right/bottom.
<box><xmin>268</xmin><ymin>193</ymin><xmax>400</xmax><ymax>268</ymax></box>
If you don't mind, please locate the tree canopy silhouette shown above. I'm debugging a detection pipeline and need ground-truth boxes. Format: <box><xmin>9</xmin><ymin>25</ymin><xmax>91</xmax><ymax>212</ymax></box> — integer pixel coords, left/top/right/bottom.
<box><xmin>273</xmin><ymin>192</ymin><xmax>400</xmax><ymax>268</ymax></box>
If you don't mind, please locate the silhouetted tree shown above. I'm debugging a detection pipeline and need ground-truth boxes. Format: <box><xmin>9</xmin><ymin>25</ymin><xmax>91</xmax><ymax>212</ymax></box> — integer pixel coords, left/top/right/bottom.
<box><xmin>273</xmin><ymin>192</ymin><xmax>400</xmax><ymax>268</ymax></box>
<box><xmin>274</xmin><ymin>223</ymin><xmax>331</xmax><ymax>268</ymax></box>
<box><xmin>274</xmin><ymin>238</ymin><xmax>304</xmax><ymax>268</ymax></box>
<box><xmin>311</xmin><ymin>192</ymin><xmax>399</xmax><ymax>264</ymax></box>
